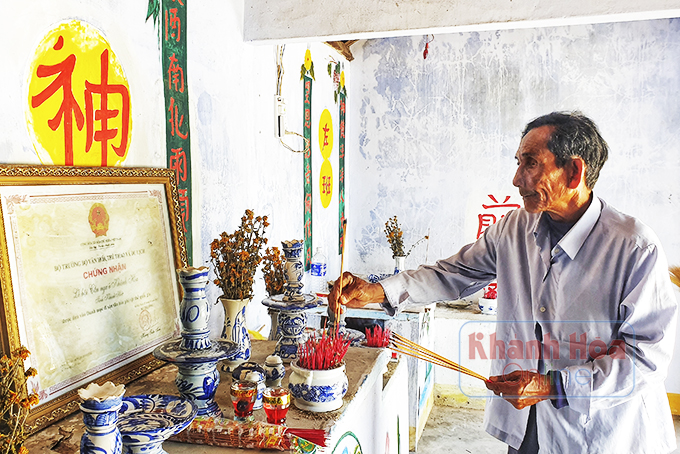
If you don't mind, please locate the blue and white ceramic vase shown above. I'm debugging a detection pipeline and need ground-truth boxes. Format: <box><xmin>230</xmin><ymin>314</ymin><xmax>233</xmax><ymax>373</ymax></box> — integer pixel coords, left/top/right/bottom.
<box><xmin>178</xmin><ymin>266</ymin><xmax>212</xmax><ymax>350</ymax></box>
<box><xmin>263</xmin><ymin>355</ymin><xmax>286</xmax><ymax>387</ymax></box>
<box><xmin>275</xmin><ymin>309</ymin><xmax>308</xmax><ymax>362</ymax></box>
<box><xmin>78</xmin><ymin>382</ymin><xmax>125</xmax><ymax>454</ymax></box>
<box><xmin>288</xmin><ymin>361</ymin><xmax>348</xmax><ymax>412</ymax></box>
<box><xmin>282</xmin><ymin>240</ymin><xmax>305</xmax><ymax>302</ymax></box>
<box><xmin>220</xmin><ymin>297</ymin><xmax>251</xmax><ymax>371</ymax></box>
<box><xmin>393</xmin><ymin>255</ymin><xmax>406</xmax><ymax>274</ymax></box>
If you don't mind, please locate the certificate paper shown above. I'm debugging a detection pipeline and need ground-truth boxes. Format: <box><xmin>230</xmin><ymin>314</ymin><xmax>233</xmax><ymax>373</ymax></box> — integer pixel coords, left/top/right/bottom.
<box><xmin>1</xmin><ymin>184</ymin><xmax>180</xmax><ymax>404</ymax></box>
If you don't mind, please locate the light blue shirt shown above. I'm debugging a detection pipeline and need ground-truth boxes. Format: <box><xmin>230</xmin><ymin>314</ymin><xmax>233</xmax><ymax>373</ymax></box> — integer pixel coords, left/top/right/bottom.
<box><xmin>380</xmin><ymin>196</ymin><xmax>678</xmax><ymax>453</ymax></box>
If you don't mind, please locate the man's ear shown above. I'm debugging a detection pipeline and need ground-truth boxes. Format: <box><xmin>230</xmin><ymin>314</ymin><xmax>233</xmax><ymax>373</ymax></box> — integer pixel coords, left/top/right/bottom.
<box><xmin>567</xmin><ymin>157</ymin><xmax>586</xmax><ymax>189</ymax></box>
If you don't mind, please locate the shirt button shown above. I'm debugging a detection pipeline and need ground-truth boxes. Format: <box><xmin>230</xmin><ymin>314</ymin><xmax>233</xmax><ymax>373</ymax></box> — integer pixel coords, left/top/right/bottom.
<box><xmin>540</xmin><ymin>307</ymin><xmax>546</xmax><ymax>313</ymax></box>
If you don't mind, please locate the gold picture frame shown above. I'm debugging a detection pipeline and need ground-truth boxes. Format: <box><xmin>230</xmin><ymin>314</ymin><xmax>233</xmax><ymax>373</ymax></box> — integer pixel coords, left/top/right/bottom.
<box><xmin>0</xmin><ymin>165</ymin><xmax>187</xmax><ymax>433</ymax></box>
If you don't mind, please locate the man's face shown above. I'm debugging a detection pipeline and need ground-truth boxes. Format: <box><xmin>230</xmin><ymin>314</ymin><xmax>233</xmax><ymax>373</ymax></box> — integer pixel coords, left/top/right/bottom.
<box><xmin>512</xmin><ymin>125</ymin><xmax>571</xmax><ymax>217</ymax></box>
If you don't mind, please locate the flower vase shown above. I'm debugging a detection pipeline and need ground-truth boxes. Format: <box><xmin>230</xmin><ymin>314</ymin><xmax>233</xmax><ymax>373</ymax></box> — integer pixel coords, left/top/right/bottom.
<box><xmin>178</xmin><ymin>266</ymin><xmax>212</xmax><ymax>350</ymax></box>
<box><xmin>78</xmin><ymin>382</ymin><xmax>125</xmax><ymax>454</ymax></box>
<box><xmin>394</xmin><ymin>255</ymin><xmax>406</xmax><ymax>274</ymax></box>
<box><xmin>288</xmin><ymin>361</ymin><xmax>348</xmax><ymax>412</ymax></box>
<box><xmin>220</xmin><ymin>297</ymin><xmax>251</xmax><ymax>371</ymax></box>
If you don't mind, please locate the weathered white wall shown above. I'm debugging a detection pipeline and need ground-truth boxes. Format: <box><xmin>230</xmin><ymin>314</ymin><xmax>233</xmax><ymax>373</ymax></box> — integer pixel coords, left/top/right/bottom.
<box><xmin>189</xmin><ymin>1</ymin><xmax>348</xmax><ymax>335</ymax></box>
<box><xmin>346</xmin><ymin>19</ymin><xmax>680</xmax><ymax>391</ymax></box>
<box><xmin>245</xmin><ymin>0</ymin><xmax>680</xmax><ymax>42</ymax></box>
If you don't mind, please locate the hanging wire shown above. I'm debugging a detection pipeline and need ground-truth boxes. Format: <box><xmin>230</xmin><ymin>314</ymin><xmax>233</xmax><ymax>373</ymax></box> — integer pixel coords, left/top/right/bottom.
<box><xmin>276</xmin><ymin>44</ymin><xmax>308</xmax><ymax>153</ymax></box>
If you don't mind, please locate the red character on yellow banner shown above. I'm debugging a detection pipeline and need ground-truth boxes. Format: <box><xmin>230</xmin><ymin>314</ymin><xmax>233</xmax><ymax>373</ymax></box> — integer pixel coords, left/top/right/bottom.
<box><xmin>27</xmin><ymin>20</ymin><xmax>132</xmax><ymax>167</ymax></box>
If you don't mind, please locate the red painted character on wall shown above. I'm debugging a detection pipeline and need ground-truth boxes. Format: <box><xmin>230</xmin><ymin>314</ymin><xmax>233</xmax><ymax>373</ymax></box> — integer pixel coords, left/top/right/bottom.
<box><xmin>27</xmin><ymin>21</ymin><xmax>132</xmax><ymax>167</ymax></box>
<box><xmin>476</xmin><ymin>195</ymin><xmax>521</xmax><ymax>239</ymax></box>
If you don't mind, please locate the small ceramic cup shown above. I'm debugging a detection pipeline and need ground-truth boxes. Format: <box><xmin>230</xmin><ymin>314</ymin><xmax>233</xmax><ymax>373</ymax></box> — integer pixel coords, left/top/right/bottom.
<box><xmin>478</xmin><ymin>297</ymin><xmax>497</xmax><ymax>316</ymax></box>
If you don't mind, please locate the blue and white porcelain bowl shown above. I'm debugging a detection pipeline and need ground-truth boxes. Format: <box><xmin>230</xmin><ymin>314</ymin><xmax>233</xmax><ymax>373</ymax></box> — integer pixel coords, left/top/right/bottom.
<box><xmin>118</xmin><ymin>395</ymin><xmax>197</xmax><ymax>454</ymax></box>
<box><xmin>478</xmin><ymin>297</ymin><xmax>497</xmax><ymax>316</ymax></box>
<box><xmin>288</xmin><ymin>361</ymin><xmax>348</xmax><ymax>412</ymax></box>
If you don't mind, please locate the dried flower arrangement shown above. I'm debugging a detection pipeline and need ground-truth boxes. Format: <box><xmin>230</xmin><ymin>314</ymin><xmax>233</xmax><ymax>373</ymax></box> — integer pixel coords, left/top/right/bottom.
<box><xmin>1</xmin><ymin>347</ymin><xmax>39</xmax><ymax>454</ymax></box>
<box><xmin>384</xmin><ymin>215</ymin><xmax>428</xmax><ymax>259</ymax></box>
<box><xmin>261</xmin><ymin>247</ymin><xmax>286</xmax><ymax>297</ymax></box>
<box><xmin>365</xmin><ymin>325</ymin><xmax>391</xmax><ymax>348</ymax></box>
<box><xmin>671</xmin><ymin>266</ymin><xmax>680</xmax><ymax>289</ymax></box>
<box><xmin>384</xmin><ymin>216</ymin><xmax>405</xmax><ymax>258</ymax></box>
<box><xmin>210</xmin><ymin>209</ymin><xmax>269</xmax><ymax>300</ymax></box>
<box><xmin>297</xmin><ymin>331</ymin><xmax>351</xmax><ymax>370</ymax></box>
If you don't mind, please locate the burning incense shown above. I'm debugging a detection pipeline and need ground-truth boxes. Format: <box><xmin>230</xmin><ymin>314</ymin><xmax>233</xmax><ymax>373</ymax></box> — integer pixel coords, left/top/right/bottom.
<box><xmin>365</xmin><ymin>325</ymin><xmax>391</xmax><ymax>348</ymax></box>
<box><xmin>390</xmin><ymin>332</ymin><xmax>488</xmax><ymax>382</ymax></box>
<box><xmin>297</xmin><ymin>329</ymin><xmax>351</xmax><ymax>370</ymax></box>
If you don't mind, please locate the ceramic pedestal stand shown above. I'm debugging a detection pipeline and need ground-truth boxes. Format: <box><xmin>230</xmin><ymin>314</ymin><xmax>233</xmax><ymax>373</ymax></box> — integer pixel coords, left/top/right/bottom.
<box><xmin>262</xmin><ymin>294</ymin><xmax>320</xmax><ymax>363</ymax></box>
<box><xmin>262</xmin><ymin>240</ymin><xmax>320</xmax><ymax>362</ymax></box>
<box><xmin>153</xmin><ymin>267</ymin><xmax>238</xmax><ymax>417</ymax></box>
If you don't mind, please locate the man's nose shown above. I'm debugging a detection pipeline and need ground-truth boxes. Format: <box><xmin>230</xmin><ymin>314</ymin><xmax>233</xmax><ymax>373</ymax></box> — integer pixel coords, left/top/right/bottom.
<box><xmin>512</xmin><ymin>168</ymin><xmax>521</xmax><ymax>188</ymax></box>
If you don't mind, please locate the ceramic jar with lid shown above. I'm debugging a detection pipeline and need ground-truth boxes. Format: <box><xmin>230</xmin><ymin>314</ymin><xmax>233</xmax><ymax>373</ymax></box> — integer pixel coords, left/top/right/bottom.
<box><xmin>263</xmin><ymin>355</ymin><xmax>286</xmax><ymax>387</ymax></box>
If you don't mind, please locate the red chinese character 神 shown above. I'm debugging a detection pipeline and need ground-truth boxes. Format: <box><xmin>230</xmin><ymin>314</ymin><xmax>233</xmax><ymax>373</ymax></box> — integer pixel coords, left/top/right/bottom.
<box><xmin>84</xmin><ymin>48</ymin><xmax>131</xmax><ymax>166</ymax></box>
<box><xmin>169</xmin><ymin>147</ymin><xmax>187</xmax><ymax>185</ymax></box>
<box><xmin>178</xmin><ymin>188</ymin><xmax>189</xmax><ymax>233</ymax></box>
<box><xmin>167</xmin><ymin>53</ymin><xmax>185</xmax><ymax>93</ymax></box>
<box><xmin>165</xmin><ymin>8</ymin><xmax>181</xmax><ymax>42</ymax></box>
<box><xmin>31</xmin><ymin>38</ymin><xmax>85</xmax><ymax>166</ymax></box>
<box><xmin>168</xmin><ymin>97</ymin><xmax>189</xmax><ymax>139</ymax></box>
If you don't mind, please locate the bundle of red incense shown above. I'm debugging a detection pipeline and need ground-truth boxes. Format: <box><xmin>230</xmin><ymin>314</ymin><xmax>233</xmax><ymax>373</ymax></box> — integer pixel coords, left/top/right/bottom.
<box><xmin>365</xmin><ymin>324</ymin><xmax>391</xmax><ymax>347</ymax></box>
<box><xmin>297</xmin><ymin>329</ymin><xmax>351</xmax><ymax>370</ymax></box>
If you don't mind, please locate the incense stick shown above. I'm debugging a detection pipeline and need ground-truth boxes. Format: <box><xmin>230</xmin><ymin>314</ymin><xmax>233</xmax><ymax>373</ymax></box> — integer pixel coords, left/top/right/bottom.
<box><xmin>333</xmin><ymin>219</ymin><xmax>348</xmax><ymax>336</ymax></box>
<box><xmin>390</xmin><ymin>332</ymin><xmax>488</xmax><ymax>382</ymax></box>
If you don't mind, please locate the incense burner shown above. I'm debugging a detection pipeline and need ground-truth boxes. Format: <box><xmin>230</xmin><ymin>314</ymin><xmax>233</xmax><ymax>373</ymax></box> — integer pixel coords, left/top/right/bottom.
<box><xmin>288</xmin><ymin>361</ymin><xmax>348</xmax><ymax>412</ymax></box>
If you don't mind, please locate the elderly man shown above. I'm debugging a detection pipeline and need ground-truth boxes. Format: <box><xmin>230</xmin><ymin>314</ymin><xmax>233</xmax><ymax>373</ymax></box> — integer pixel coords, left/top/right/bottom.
<box><xmin>329</xmin><ymin>112</ymin><xmax>677</xmax><ymax>453</ymax></box>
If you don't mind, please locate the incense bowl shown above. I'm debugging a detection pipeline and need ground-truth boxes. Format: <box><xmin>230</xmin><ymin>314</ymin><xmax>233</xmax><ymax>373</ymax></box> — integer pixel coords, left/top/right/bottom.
<box><xmin>288</xmin><ymin>361</ymin><xmax>348</xmax><ymax>412</ymax></box>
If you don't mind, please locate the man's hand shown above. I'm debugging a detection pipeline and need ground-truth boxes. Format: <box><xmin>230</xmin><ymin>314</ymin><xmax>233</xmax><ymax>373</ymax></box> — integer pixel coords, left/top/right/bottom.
<box><xmin>327</xmin><ymin>272</ymin><xmax>386</xmax><ymax>315</ymax></box>
<box><xmin>485</xmin><ymin>370</ymin><xmax>556</xmax><ymax>410</ymax></box>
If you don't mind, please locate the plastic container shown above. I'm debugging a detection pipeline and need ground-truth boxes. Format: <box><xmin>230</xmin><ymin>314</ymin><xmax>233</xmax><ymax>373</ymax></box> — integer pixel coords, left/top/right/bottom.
<box><xmin>310</xmin><ymin>247</ymin><xmax>328</xmax><ymax>295</ymax></box>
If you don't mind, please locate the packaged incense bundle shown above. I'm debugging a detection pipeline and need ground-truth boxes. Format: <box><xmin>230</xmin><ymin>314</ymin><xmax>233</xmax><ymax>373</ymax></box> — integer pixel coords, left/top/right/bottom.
<box><xmin>170</xmin><ymin>416</ymin><xmax>325</xmax><ymax>452</ymax></box>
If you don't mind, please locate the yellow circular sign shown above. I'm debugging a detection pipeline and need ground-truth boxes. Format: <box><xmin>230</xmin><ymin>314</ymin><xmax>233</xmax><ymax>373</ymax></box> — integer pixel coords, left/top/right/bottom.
<box><xmin>318</xmin><ymin>109</ymin><xmax>333</xmax><ymax>160</ymax></box>
<box><xmin>319</xmin><ymin>159</ymin><xmax>333</xmax><ymax>208</ymax></box>
<box><xmin>26</xmin><ymin>20</ymin><xmax>132</xmax><ymax>166</ymax></box>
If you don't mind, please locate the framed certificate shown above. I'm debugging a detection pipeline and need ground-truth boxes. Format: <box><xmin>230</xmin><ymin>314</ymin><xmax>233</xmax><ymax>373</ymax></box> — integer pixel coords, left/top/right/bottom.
<box><xmin>0</xmin><ymin>165</ymin><xmax>187</xmax><ymax>433</ymax></box>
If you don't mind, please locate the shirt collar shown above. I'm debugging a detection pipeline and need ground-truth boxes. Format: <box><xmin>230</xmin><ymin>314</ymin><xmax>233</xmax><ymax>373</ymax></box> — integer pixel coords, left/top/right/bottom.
<box><xmin>534</xmin><ymin>195</ymin><xmax>602</xmax><ymax>260</ymax></box>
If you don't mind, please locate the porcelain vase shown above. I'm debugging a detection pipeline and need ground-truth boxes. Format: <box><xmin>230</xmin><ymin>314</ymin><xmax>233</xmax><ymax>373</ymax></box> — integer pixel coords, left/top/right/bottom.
<box><xmin>281</xmin><ymin>240</ymin><xmax>305</xmax><ymax>302</ymax></box>
<box><xmin>394</xmin><ymin>255</ymin><xmax>406</xmax><ymax>274</ymax></box>
<box><xmin>78</xmin><ymin>382</ymin><xmax>125</xmax><ymax>454</ymax></box>
<box><xmin>288</xmin><ymin>361</ymin><xmax>348</xmax><ymax>412</ymax></box>
<box><xmin>177</xmin><ymin>266</ymin><xmax>212</xmax><ymax>350</ymax></box>
<box><xmin>220</xmin><ymin>297</ymin><xmax>251</xmax><ymax>371</ymax></box>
